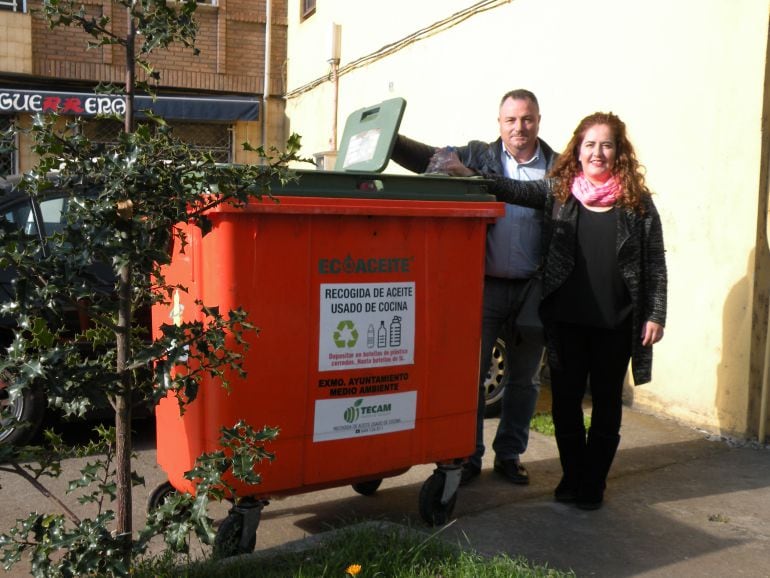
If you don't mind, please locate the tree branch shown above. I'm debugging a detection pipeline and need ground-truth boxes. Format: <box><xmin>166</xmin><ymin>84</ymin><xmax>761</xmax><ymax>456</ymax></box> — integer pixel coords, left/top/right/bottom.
<box><xmin>9</xmin><ymin>461</ymin><xmax>82</xmax><ymax>524</ymax></box>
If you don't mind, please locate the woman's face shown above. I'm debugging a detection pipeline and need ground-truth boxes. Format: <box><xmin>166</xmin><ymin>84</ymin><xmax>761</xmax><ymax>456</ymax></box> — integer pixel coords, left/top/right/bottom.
<box><xmin>578</xmin><ymin>124</ymin><xmax>616</xmax><ymax>184</ymax></box>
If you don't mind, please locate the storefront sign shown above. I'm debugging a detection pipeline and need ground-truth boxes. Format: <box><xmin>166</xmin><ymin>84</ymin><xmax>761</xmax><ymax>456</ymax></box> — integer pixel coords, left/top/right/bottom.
<box><xmin>0</xmin><ymin>88</ymin><xmax>260</xmax><ymax>121</ymax></box>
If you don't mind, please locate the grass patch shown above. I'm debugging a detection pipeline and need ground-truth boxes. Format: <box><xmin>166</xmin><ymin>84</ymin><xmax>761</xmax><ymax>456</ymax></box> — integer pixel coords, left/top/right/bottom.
<box><xmin>138</xmin><ymin>522</ymin><xmax>574</xmax><ymax>578</ymax></box>
<box><xmin>530</xmin><ymin>412</ymin><xmax>591</xmax><ymax>436</ymax></box>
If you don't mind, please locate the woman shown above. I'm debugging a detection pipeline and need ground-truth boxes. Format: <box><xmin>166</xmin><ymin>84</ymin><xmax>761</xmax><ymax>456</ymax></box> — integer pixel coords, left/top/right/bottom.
<box><xmin>439</xmin><ymin>112</ymin><xmax>667</xmax><ymax>509</ymax></box>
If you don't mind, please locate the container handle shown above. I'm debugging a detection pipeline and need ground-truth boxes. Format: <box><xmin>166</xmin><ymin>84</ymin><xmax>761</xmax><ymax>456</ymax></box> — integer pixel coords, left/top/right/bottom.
<box><xmin>357</xmin><ymin>179</ymin><xmax>384</xmax><ymax>193</ymax></box>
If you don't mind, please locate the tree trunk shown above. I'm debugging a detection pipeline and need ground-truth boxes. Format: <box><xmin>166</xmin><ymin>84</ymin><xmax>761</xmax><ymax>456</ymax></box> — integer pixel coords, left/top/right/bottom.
<box><xmin>115</xmin><ymin>263</ymin><xmax>133</xmax><ymax>554</ymax></box>
<box><xmin>113</xmin><ymin>5</ymin><xmax>136</xmax><ymax>561</ymax></box>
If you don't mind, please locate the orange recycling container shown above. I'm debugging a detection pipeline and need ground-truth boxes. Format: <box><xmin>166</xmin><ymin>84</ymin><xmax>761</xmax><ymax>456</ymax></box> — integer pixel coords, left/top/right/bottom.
<box><xmin>152</xmin><ymin>170</ymin><xmax>504</xmax><ymax>501</ymax></box>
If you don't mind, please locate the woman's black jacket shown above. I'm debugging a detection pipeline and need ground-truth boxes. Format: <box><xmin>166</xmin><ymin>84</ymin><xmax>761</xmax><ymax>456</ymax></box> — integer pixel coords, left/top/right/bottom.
<box><xmin>488</xmin><ymin>177</ymin><xmax>667</xmax><ymax>385</ymax></box>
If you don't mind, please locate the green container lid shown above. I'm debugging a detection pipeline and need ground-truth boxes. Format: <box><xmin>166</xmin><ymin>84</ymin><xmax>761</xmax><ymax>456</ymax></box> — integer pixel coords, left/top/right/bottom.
<box><xmin>334</xmin><ymin>97</ymin><xmax>406</xmax><ymax>173</ymax></box>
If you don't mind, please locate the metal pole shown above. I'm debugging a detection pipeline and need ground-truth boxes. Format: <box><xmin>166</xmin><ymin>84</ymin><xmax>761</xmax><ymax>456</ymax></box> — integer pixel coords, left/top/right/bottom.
<box><xmin>261</xmin><ymin>0</ymin><xmax>272</xmax><ymax>154</ymax></box>
<box><xmin>328</xmin><ymin>22</ymin><xmax>341</xmax><ymax>153</ymax></box>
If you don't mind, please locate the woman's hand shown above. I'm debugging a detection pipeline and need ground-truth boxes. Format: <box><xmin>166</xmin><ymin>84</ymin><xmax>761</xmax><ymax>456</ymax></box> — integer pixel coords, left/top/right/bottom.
<box><xmin>641</xmin><ymin>321</ymin><xmax>664</xmax><ymax>347</ymax></box>
<box><xmin>426</xmin><ymin>148</ymin><xmax>476</xmax><ymax>177</ymax></box>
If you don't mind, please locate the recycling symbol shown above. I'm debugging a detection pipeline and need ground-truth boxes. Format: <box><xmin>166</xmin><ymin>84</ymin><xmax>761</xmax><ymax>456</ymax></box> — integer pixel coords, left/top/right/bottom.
<box><xmin>333</xmin><ymin>320</ymin><xmax>359</xmax><ymax>348</ymax></box>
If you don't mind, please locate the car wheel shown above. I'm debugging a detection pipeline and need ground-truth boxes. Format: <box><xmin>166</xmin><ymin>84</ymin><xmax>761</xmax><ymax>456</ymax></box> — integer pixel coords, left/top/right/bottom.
<box><xmin>483</xmin><ymin>337</ymin><xmax>508</xmax><ymax>418</ymax></box>
<box><xmin>0</xmin><ymin>374</ymin><xmax>46</xmax><ymax>446</ymax></box>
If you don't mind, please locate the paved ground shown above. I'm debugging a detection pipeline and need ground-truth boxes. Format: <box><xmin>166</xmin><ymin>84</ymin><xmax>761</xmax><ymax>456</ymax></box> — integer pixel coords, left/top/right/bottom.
<box><xmin>2</xmin><ymin>389</ymin><xmax>770</xmax><ymax>577</ymax></box>
<box><xmin>246</xmin><ymin>395</ymin><xmax>770</xmax><ymax>578</ymax></box>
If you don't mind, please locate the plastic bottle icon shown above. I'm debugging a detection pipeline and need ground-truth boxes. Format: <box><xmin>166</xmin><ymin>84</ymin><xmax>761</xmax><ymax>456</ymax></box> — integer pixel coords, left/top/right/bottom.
<box><xmin>367</xmin><ymin>324</ymin><xmax>375</xmax><ymax>348</ymax></box>
<box><xmin>389</xmin><ymin>316</ymin><xmax>402</xmax><ymax>346</ymax></box>
<box><xmin>377</xmin><ymin>320</ymin><xmax>387</xmax><ymax>348</ymax></box>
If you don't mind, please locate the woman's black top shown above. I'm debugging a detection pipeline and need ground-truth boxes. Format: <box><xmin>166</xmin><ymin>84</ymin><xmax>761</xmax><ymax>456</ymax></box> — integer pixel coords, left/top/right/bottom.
<box><xmin>550</xmin><ymin>204</ymin><xmax>632</xmax><ymax>328</ymax></box>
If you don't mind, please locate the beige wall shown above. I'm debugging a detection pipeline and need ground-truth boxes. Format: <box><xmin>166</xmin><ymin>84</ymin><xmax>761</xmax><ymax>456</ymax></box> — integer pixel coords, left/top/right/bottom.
<box><xmin>0</xmin><ymin>11</ymin><xmax>32</xmax><ymax>74</ymax></box>
<box><xmin>286</xmin><ymin>0</ymin><xmax>770</xmax><ymax>440</ymax></box>
<box><xmin>233</xmin><ymin>97</ymin><xmax>287</xmax><ymax>164</ymax></box>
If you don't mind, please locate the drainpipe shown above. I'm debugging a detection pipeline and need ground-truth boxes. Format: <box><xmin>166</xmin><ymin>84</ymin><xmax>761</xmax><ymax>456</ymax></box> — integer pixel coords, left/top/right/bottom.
<box><xmin>329</xmin><ymin>22</ymin><xmax>342</xmax><ymax>151</ymax></box>
<box><xmin>329</xmin><ymin>58</ymin><xmax>340</xmax><ymax>151</ymax></box>
<box><xmin>261</xmin><ymin>0</ymin><xmax>272</xmax><ymax>153</ymax></box>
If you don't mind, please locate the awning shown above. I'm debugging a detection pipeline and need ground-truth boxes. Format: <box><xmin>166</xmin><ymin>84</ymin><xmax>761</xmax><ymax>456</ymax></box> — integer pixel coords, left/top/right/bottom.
<box><xmin>0</xmin><ymin>88</ymin><xmax>259</xmax><ymax>121</ymax></box>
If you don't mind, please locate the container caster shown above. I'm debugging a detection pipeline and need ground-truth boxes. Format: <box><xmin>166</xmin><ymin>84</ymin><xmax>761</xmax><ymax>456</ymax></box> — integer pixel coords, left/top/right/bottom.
<box><xmin>213</xmin><ymin>499</ymin><xmax>267</xmax><ymax>558</ymax></box>
<box><xmin>418</xmin><ymin>465</ymin><xmax>461</xmax><ymax>526</ymax></box>
<box><xmin>352</xmin><ymin>478</ymin><xmax>382</xmax><ymax>496</ymax></box>
<box><xmin>147</xmin><ymin>481</ymin><xmax>178</xmax><ymax>513</ymax></box>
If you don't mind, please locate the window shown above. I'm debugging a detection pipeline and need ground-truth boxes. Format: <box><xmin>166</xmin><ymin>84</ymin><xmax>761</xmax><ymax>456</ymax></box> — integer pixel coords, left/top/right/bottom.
<box><xmin>0</xmin><ymin>116</ymin><xmax>16</xmax><ymax>176</ymax></box>
<box><xmin>82</xmin><ymin>118</ymin><xmax>233</xmax><ymax>163</ymax></box>
<box><xmin>169</xmin><ymin>122</ymin><xmax>232</xmax><ymax>163</ymax></box>
<box><xmin>0</xmin><ymin>0</ymin><xmax>25</xmax><ymax>12</ymax></box>
<box><xmin>301</xmin><ymin>0</ymin><xmax>315</xmax><ymax>20</ymax></box>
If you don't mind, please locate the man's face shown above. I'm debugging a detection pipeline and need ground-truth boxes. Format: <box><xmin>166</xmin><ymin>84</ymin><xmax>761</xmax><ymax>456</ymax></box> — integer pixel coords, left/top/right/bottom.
<box><xmin>498</xmin><ymin>97</ymin><xmax>541</xmax><ymax>161</ymax></box>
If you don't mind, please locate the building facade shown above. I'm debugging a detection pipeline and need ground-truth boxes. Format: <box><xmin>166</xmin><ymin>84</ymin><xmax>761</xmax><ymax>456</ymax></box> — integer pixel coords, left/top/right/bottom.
<box><xmin>284</xmin><ymin>0</ymin><xmax>770</xmax><ymax>443</ymax></box>
<box><xmin>0</xmin><ymin>0</ymin><xmax>288</xmax><ymax>174</ymax></box>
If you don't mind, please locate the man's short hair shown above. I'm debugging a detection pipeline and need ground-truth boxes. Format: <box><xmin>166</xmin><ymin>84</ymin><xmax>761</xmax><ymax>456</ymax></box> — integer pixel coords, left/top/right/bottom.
<box><xmin>500</xmin><ymin>89</ymin><xmax>539</xmax><ymax>111</ymax></box>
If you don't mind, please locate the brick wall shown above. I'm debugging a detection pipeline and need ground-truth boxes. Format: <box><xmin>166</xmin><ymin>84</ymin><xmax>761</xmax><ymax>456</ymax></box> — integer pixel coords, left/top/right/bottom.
<box><xmin>29</xmin><ymin>0</ymin><xmax>288</xmax><ymax>96</ymax></box>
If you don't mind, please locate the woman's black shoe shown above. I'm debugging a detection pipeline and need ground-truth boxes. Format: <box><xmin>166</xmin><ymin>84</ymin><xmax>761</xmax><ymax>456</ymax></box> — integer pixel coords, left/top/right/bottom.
<box><xmin>576</xmin><ymin>486</ymin><xmax>604</xmax><ymax>510</ymax></box>
<box><xmin>554</xmin><ymin>478</ymin><xmax>578</xmax><ymax>503</ymax></box>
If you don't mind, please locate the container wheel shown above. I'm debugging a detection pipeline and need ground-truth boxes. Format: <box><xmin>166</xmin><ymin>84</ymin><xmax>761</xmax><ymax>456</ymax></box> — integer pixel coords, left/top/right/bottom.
<box><xmin>352</xmin><ymin>478</ymin><xmax>382</xmax><ymax>496</ymax></box>
<box><xmin>418</xmin><ymin>471</ymin><xmax>456</xmax><ymax>526</ymax></box>
<box><xmin>214</xmin><ymin>511</ymin><xmax>258</xmax><ymax>558</ymax></box>
<box><xmin>146</xmin><ymin>481</ymin><xmax>178</xmax><ymax>513</ymax></box>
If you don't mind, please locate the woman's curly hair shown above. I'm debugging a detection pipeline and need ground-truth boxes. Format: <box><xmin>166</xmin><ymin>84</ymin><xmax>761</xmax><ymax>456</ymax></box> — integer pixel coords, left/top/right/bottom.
<box><xmin>548</xmin><ymin>112</ymin><xmax>651</xmax><ymax>212</ymax></box>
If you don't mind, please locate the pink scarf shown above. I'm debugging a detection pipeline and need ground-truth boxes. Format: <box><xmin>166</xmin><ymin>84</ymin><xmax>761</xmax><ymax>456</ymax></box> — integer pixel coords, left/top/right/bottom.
<box><xmin>570</xmin><ymin>173</ymin><xmax>622</xmax><ymax>207</ymax></box>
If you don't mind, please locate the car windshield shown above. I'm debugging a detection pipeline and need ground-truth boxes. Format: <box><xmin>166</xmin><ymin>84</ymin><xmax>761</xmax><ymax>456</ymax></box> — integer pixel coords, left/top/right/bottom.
<box><xmin>3</xmin><ymin>200</ymin><xmax>36</xmax><ymax>236</ymax></box>
<box><xmin>3</xmin><ymin>195</ymin><xmax>68</xmax><ymax>238</ymax></box>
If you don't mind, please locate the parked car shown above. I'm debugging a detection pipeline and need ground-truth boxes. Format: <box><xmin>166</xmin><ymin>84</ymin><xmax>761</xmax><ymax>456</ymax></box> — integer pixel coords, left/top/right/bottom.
<box><xmin>0</xmin><ymin>181</ymin><xmax>74</xmax><ymax>445</ymax></box>
<box><xmin>0</xmin><ymin>177</ymin><xmax>152</xmax><ymax>446</ymax></box>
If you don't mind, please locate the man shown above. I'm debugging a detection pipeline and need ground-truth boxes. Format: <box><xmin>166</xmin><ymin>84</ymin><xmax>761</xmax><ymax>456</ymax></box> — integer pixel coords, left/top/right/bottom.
<box><xmin>391</xmin><ymin>89</ymin><xmax>558</xmax><ymax>485</ymax></box>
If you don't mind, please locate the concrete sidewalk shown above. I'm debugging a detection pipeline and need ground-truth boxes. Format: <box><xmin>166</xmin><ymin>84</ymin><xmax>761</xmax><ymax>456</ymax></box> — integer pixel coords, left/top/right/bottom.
<box><xmin>448</xmin><ymin>407</ymin><xmax>770</xmax><ymax>577</ymax></box>
<box><xmin>253</xmin><ymin>394</ymin><xmax>770</xmax><ymax>577</ymax></box>
<box><xmin>4</xmin><ymin>389</ymin><xmax>769</xmax><ymax>577</ymax></box>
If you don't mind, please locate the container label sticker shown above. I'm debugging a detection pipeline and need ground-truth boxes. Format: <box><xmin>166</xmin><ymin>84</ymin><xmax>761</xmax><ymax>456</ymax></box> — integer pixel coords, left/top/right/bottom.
<box><xmin>342</xmin><ymin>128</ymin><xmax>381</xmax><ymax>168</ymax></box>
<box><xmin>319</xmin><ymin>282</ymin><xmax>415</xmax><ymax>371</ymax></box>
<box><xmin>313</xmin><ymin>391</ymin><xmax>417</xmax><ymax>442</ymax></box>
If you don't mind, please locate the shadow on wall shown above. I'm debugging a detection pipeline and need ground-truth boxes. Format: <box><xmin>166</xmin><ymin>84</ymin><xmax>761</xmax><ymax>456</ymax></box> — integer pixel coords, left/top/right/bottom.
<box><xmin>719</xmin><ymin>248</ymin><xmax>764</xmax><ymax>441</ymax></box>
<box><xmin>747</xmin><ymin>245</ymin><xmax>770</xmax><ymax>443</ymax></box>
<box><xmin>622</xmin><ymin>248</ymin><xmax>764</xmax><ymax>441</ymax></box>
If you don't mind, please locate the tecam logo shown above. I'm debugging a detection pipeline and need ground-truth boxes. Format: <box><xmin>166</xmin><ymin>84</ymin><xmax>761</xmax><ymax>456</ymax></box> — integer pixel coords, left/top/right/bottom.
<box><xmin>343</xmin><ymin>399</ymin><xmax>363</xmax><ymax>423</ymax></box>
<box><xmin>342</xmin><ymin>398</ymin><xmax>393</xmax><ymax>423</ymax></box>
